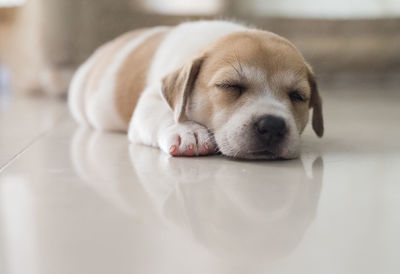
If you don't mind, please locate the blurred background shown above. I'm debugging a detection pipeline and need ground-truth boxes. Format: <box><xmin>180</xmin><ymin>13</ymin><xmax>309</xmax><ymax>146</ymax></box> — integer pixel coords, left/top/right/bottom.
<box><xmin>0</xmin><ymin>0</ymin><xmax>399</xmax><ymax>97</ymax></box>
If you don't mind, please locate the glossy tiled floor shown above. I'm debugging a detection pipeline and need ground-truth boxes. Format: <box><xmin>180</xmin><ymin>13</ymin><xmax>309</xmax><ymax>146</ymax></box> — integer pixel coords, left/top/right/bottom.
<box><xmin>0</xmin><ymin>81</ymin><xmax>400</xmax><ymax>274</ymax></box>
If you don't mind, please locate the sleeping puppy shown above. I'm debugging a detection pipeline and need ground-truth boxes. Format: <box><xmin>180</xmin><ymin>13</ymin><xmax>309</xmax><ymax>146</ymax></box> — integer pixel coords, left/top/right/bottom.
<box><xmin>68</xmin><ymin>20</ymin><xmax>323</xmax><ymax>160</ymax></box>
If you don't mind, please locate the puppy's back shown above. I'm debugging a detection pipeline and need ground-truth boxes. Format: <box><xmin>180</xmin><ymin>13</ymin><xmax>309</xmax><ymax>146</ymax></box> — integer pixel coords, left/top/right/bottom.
<box><xmin>68</xmin><ymin>27</ymin><xmax>170</xmax><ymax>131</ymax></box>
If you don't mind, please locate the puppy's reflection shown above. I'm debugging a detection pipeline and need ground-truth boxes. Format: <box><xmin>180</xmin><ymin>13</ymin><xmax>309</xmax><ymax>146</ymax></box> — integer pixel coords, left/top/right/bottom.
<box><xmin>71</xmin><ymin>128</ymin><xmax>323</xmax><ymax>265</ymax></box>
<box><xmin>129</xmin><ymin>144</ymin><xmax>323</xmax><ymax>262</ymax></box>
<box><xmin>71</xmin><ymin>128</ymin><xmax>157</xmax><ymax>219</ymax></box>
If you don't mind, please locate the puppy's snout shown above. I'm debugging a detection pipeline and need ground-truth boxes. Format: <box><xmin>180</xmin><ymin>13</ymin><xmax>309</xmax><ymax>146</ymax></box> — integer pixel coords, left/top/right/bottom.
<box><xmin>255</xmin><ymin>115</ymin><xmax>287</xmax><ymax>146</ymax></box>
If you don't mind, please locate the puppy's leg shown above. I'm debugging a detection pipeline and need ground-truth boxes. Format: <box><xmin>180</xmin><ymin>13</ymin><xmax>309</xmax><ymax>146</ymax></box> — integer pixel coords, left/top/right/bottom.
<box><xmin>129</xmin><ymin>85</ymin><xmax>216</xmax><ymax>157</ymax></box>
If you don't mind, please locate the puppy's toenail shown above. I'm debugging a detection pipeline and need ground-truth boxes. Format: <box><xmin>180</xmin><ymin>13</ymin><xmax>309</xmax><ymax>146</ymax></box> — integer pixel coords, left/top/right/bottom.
<box><xmin>170</xmin><ymin>145</ymin><xmax>177</xmax><ymax>154</ymax></box>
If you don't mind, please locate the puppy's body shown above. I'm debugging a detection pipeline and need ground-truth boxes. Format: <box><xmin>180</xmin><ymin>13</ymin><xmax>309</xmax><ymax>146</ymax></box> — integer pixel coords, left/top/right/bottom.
<box><xmin>69</xmin><ymin>20</ymin><xmax>323</xmax><ymax>159</ymax></box>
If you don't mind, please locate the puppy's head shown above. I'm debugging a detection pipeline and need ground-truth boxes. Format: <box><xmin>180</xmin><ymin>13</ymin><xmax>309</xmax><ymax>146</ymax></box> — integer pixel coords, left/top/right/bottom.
<box><xmin>162</xmin><ymin>30</ymin><xmax>323</xmax><ymax>160</ymax></box>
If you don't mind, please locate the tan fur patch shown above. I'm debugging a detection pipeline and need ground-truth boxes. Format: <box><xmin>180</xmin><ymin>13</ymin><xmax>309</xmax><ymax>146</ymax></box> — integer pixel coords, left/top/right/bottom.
<box><xmin>83</xmin><ymin>29</ymin><xmax>149</xmax><ymax>105</ymax></box>
<box><xmin>114</xmin><ymin>29</ymin><xmax>169</xmax><ymax>123</ymax></box>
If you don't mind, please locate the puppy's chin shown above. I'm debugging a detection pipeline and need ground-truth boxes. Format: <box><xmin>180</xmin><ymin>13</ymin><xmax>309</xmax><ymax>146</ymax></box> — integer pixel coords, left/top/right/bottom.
<box><xmin>214</xmin><ymin>126</ymin><xmax>301</xmax><ymax>160</ymax></box>
<box><xmin>216</xmin><ymin>137</ymin><xmax>300</xmax><ymax>161</ymax></box>
<box><xmin>221</xmin><ymin>149</ymin><xmax>299</xmax><ymax>161</ymax></box>
<box><xmin>230</xmin><ymin>152</ymin><xmax>281</xmax><ymax>161</ymax></box>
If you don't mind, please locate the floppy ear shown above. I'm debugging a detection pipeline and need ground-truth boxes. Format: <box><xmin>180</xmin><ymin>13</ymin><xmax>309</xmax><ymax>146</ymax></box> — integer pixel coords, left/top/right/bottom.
<box><xmin>308</xmin><ymin>71</ymin><xmax>324</xmax><ymax>137</ymax></box>
<box><xmin>161</xmin><ymin>57</ymin><xmax>204</xmax><ymax>122</ymax></box>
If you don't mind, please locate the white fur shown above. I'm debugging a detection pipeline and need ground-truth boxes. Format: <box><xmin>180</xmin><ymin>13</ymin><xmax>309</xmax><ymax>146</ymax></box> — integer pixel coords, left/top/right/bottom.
<box><xmin>147</xmin><ymin>20</ymin><xmax>246</xmax><ymax>84</ymax></box>
<box><xmin>68</xmin><ymin>56</ymin><xmax>96</xmax><ymax>126</ymax></box>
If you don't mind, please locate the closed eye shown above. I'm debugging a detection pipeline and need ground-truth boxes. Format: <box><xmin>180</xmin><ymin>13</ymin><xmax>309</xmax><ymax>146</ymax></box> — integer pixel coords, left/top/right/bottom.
<box><xmin>289</xmin><ymin>91</ymin><xmax>308</xmax><ymax>102</ymax></box>
<box><xmin>216</xmin><ymin>82</ymin><xmax>246</xmax><ymax>94</ymax></box>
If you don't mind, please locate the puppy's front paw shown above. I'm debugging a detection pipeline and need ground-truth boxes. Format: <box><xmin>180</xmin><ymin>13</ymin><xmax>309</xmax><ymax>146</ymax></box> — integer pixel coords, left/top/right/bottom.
<box><xmin>159</xmin><ymin>122</ymin><xmax>217</xmax><ymax>157</ymax></box>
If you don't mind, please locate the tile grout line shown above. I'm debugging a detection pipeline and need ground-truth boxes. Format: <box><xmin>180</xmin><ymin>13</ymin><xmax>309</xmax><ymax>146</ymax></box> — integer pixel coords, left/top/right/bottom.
<box><xmin>0</xmin><ymin>108</ymin><xmax>69</xmax><ymax>172</ymax></box>
<box><xmin>0</xmin><ymin>130</ymin><xmax>51</xmax><ymax>173</ymax></box>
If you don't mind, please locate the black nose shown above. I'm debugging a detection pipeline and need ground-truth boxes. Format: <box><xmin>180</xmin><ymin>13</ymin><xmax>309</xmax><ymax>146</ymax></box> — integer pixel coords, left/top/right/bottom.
<box><xmin>255</xmin><ymin>115</ymin><xmax>287</xmax><ymax>145</ymax></box>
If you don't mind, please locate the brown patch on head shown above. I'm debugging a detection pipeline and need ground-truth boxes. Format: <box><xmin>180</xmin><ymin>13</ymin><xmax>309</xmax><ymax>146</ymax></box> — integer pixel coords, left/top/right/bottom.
<box><xmin>189</xmin><ymin>30</ymin><xmax>321</xmax><ymax>136</ymax></box>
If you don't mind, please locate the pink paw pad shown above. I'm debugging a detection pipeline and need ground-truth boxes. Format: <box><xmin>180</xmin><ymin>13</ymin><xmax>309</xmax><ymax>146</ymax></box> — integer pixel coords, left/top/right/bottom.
<box><xmin>169</xmin><ymin>145</ymin><xmax>178</xmax><ymax>156</ymax></box>
<box><xmin>200</xmin><ymin>144</ymin><xmax>210</xmax><ymax>155</ymax></box>
<box><xmin>183</xmin><ymin>144</ymin><xmax>195</xmax><ymax>156</ymax></box>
